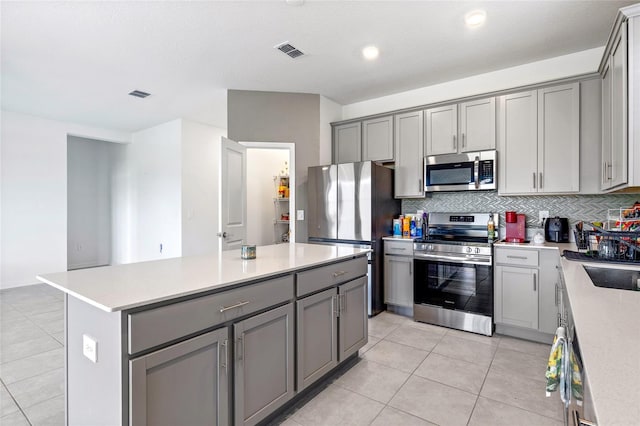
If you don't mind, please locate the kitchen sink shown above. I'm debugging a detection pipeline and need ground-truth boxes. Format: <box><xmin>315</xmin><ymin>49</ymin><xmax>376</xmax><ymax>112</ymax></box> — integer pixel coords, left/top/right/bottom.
<box><xmin>583</xmin><ymin>265</ymin><xmax>640</xmax><ymax>291</ymax></box>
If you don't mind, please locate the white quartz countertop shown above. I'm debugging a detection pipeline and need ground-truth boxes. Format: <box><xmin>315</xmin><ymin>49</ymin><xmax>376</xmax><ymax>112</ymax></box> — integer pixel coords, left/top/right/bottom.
<box><xmin>37</xmin><ymin>243</ymin><xmax>370</xmax><ymax>313</ymax></box>
<box><xmin>560</xmin><ymin>255</ymin><xmax>640</xmax><ymax>425</ymax></box>
<box><xmin>494</xmin><ymin>241</ymin><xmax>574</xmax><ymax>251</ymax></box>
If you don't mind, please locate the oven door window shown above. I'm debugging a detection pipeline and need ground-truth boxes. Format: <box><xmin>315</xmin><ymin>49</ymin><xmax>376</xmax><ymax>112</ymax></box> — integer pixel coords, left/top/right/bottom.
<box><xmin>414</xmin><ymin>260</ymin><xmax>493</xmax><ymax>316</ymax></box>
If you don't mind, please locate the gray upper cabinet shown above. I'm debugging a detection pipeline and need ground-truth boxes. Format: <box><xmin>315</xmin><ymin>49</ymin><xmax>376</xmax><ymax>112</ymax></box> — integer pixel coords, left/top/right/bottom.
<box><xmin>602</xmin><ymin>21</ymin><xmax>628</xmax><ymax>190</ymax></box>
<box><xmin>498</xmin><ymin>83</ymin><xmax>579</xmax><ymax>195</ymax></box>
<box><xmin>334</xmin><ymin>122</ymin><xmax>361</xmax><ymax>163</ymax></box>
<box><xmin>425</xmin><ymin>104</ymin><xmax>457</xmax><ymax>155</ymax></box>
<box><xmin>425</xmin><ymin>98</ymin><xmax>496</xmax><ymax>156</ymax></box>
<box><xmin>362</xmin><ymin>115</ymin><xmax>394</xmax><ymax>162</ymax></box>
<box><xmin>296</xmin><ymin>288</ymin><xmax>338</xmax><ymax>391</ymax></box>
<box><xmin>394</xmin><ymin>110</ymin><xmax>425</xmax><ymax>198</ymax></box>
<box><xmin>129</xmin><ymin>328</ymin><xmax>229</xmax><ymax>426</ymax></box>
<box><xmin>234</xmin><ymin>303</ymin><xmax>295</xmax><ymax>426</ymax></box>
<box><xmin>459</xmin><ymin>97</ymin><xmax>496</xmax><ymax>153</ymax></box>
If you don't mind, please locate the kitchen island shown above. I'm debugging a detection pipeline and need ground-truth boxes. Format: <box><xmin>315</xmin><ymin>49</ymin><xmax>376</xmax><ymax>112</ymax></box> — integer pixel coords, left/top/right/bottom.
<box><xmin>37</xmin><ymin>243</ymin><xmax>370</xmax><ymax>426</ymax></box>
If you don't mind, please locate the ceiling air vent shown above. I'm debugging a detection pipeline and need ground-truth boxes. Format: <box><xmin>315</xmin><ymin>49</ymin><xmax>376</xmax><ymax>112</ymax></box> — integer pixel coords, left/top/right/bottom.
<box><xmin>275</xmin><ymin>41</ymin><xmax>305</xmax><ymax>59</ymax></box>
<box><xmin>128</xmin><ymin>90</ymin><xmax>151</xmax><ymax>98</ymax></box>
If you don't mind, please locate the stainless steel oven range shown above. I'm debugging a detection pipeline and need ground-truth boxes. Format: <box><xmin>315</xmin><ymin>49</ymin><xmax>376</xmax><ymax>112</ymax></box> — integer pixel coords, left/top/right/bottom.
<box><xmin>413</xmin><ymin>212</ymin><xmax>498</xmax><ymax>336</ymax></box>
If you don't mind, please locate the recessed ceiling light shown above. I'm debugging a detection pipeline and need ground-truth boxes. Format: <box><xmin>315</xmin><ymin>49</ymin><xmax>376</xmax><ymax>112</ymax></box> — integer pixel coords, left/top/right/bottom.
<box><xmin>362</xmin><ymin>45</ymin><xmax>379</xmax><ymax>61</ymax></box>
<box><xmin>465</xmin><ymin>10</ymin><xmax>486</xmax><ymax>28</ymax></box>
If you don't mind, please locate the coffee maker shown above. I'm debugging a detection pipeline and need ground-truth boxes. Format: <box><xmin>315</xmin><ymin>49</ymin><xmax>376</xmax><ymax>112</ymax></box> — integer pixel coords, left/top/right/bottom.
<box><xmin>505</xmin><ymin>211</ymin><xmax>526</xmax><ymax>243</ymax></box>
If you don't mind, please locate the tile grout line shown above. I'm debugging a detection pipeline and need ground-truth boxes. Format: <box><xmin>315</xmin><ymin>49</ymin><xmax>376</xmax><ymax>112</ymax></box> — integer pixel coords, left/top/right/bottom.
<box><xmin>465</xmin><ymin>338</ymin><xmax>499</xmax><ymax>426</ymax></box>
<box><xmin>1</xmin><ymin>378</ymin><xmax>34</xmax><ymax>426</ymax></box>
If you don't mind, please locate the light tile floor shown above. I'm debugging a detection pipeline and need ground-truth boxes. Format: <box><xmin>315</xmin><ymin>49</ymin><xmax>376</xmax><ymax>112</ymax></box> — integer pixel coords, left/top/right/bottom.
<box><xmin>0</xmin><ymin>285</ymin><xmax>564</xmax><ymax>426</ymax></box>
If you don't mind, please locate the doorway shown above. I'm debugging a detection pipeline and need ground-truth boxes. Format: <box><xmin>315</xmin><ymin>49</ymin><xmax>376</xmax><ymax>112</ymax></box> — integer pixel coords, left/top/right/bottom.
<box><xmin>66</xmin><ymin>136</ymin><xmax>126</xmax><ymax>270</ymax></box>
<box><xmin>241</xmin><ymin>142</ymin><xmax>295</xmax><ymax>246</ymax></box>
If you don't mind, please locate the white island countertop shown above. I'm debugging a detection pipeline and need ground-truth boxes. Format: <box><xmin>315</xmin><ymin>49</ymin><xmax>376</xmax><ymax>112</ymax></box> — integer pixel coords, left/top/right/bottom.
<box><xmin>37</xmin><ymin>243</ymin><xmax>370</xmax><ymax>313</ymax></box>
<box><xmin>560</xmin><ymin>256</ymin><xmax>640</xmax><ymax>426</ymax></box>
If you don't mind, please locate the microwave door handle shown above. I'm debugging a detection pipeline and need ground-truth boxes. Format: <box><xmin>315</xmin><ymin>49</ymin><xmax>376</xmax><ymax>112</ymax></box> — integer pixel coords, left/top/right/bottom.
<box><xmin>474</xmin><ymin>156</ymin><xmax>480</xmax><ymax>189</ymax></box>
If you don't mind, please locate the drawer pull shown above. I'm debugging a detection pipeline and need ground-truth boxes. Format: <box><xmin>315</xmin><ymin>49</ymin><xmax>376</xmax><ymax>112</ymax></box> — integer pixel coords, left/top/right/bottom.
<box><xmin>219</xmin><ymin>300</ymin><xmax>250</xmax><ymax>313</ymax></box>
<box><xmin>333</xmin><ymin>271</ymin><xmax>347</xmax><ymax>278</ymax></box>
<box><xmin>506</xmin><ymin>255</ymin><xmax>527</xmax><ymax>260</ymax></box>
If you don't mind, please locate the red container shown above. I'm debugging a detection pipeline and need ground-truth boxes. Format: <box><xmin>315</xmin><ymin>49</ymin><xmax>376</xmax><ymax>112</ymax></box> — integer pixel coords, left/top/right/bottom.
<box><xmin>505</xmin><ymin>211</ymin><xmax>517</xmax><ymax>223</ymax></box>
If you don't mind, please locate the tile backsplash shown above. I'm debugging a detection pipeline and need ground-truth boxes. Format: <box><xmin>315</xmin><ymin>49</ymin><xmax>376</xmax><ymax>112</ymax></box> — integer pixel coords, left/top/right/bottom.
<box><xmin>403</xmin><ymin>192</ymin><xmax>640</xmax><ymax>238</ymax></box>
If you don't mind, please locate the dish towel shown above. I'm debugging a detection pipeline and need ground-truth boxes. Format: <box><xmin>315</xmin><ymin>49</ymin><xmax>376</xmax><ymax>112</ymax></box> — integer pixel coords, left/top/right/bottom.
<box><xmin>545</xmin><ymin>327</ymin><xmax>567</xmax><ymax>397</ymax></box>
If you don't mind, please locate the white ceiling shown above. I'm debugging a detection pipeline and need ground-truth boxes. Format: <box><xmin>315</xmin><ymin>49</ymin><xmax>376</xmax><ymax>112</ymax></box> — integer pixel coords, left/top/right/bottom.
<box><xmin>1</xmin><ymin>1</ymin><xmax>635</xmax><ymax>132</ymax></box>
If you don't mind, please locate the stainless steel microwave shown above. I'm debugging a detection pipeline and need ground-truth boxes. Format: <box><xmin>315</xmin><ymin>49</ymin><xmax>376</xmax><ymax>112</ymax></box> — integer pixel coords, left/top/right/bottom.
<box><xmin>424</xmin><ymin>150</ymin><xmax>497</xmax><ymax>192</ymax></box>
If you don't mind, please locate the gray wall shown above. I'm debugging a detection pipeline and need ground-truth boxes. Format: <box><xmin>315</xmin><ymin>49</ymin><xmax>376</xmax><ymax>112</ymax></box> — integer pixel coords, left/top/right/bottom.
<box><xmin>228</xmin><ymin>90</ymin><xmax>321</xmax><ymax>242</ymax></box>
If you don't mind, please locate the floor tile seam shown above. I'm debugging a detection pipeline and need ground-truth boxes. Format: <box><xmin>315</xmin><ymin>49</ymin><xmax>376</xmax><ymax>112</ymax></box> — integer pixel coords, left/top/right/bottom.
<box><xmin>497</xmin><ymin>340</ymin><xmax>550</xmax><ymax>356</ymax></box>
<box><xmin>444</xmin><ymin>330</ymin><xmax>502</xmax><ymax>348</ymax></box>
<box><xmin>477</xmin><ymin>394</ymin><xmax>565</xmax><ymax>423</ymax></box>
<box><xmin>13</xmin><ymin>315</ymin><xmax>64</xmax><ymax>350</ymax></box>
<box><xmin>410</xmin><ymin>366</ymin><xmax>483</xmax><ymax>396</ymax></box>
<box><xmin>495</xmin><ymin>344</ymin><xmax>551</xmax><ymax>361</ymax></box>
<box><xmin>383</xmin><ymin>373</ymin><xmax>437</xmax><ymax>425</ymax></box>
<box><xmin>356</xmin><ymin>356</ymin><xmax>413</xmax><ymax>376</ymax></box>
<box><xmin>19</xmin><ymin>393</ymin><xmax>65</xmax><ymax>423</ymax></box>
<box><xmin>0</xmin><ymin>378</ymin><xmax>33</xmax><ymax>426</ymax></box>
<box><xmin>0</xmin><ymin>348</ymin><xmax>64</xmax><ymax>385</ymax></box>
<box><xmin>487</xmin><ymin>364</ymin><xmax>549</xmax><ymax>386</ymax></box>
<box><xmin>429</xmin><ymin>348</ymin><xmax>492</xmax><ymax>369</ymax></box>
<box><xmin>5</xmin><ymin>366</ymin><xmax>65</xmax><ymax>393</ymax></box>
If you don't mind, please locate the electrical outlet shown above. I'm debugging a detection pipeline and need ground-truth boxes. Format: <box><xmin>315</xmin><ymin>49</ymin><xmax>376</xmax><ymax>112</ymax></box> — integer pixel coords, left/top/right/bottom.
<box><xmin>83</xmin><ymin>334</ymin><xmax>98</xmax><ymax>363</ymax></box>
<box><xmin>539</xmin><ymin>210</ymin><xmax>549</xmax><ymax>224</ymax></box>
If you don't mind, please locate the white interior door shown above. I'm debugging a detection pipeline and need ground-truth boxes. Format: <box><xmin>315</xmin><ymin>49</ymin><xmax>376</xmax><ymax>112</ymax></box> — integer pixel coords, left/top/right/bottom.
<box><xmin>219</xmin><ymin>137</ymin><xmax>247</xmax><ymax>251</ymax></box>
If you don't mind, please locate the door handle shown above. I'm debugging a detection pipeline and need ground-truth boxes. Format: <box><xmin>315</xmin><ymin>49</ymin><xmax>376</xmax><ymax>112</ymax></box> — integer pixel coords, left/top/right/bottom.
<box><xmin>532</xmin><ymin>172</ymin><xmax>536</xmax><ymax>189</ymax></box>
<box><xmin>533</xmin><ymin>273</ymin><xmax>537</xmax><ymax>291</ymax></box>
<box><xmin>217</xmin><ymin>232</ymin><xmax>228</xmax><ymax>238</ymax></box>
<box><xmin>462</xmin><ymin>133</ymin><xmax>466</xmax><ymax>148</ymax></box>
<box><xmin>332</xmin><ymin>295</ymin><xmax>339</xmax><ymax>317</ymax></box>
<box><xmin>340</xmin><ymin>294</ymin><xmax>346</xmax><ymax>314</ymax></box>
<box><xmin>419</xmin><ymin>178</ymin><xmax>422</xmax><ymax>192</ymax></box>
<box><xmin>220</xmin><ymin>300</ymin><xmax>249</xmax><ymax>313</ymax></box>
<box><xmin>607</xmin><ymin>163</ymin><xmax>612</xmax><ymax>180</ymax></box>
<box><xmin>333</xmin><ymin>270</ymin><xmax>347</xmax><ymax>278</ymax></box>
<box><xmin>452</xmin><ymin>134</ymin><xmax>457</xmax><ymax>150</ymax></box>
<box><xmin>236</xmin><ymin>335</ymin><xmax>244</xmax><ymax>361</ymax></box>
<box><xmin>221</xmin><ymin>339</ymin><xmax>228</xmax><ymax>372</ymax></box>
<box><xmin>539</xmin><ymin>173</ymin><xmax>543</xmax><ymax>189</ymax></box>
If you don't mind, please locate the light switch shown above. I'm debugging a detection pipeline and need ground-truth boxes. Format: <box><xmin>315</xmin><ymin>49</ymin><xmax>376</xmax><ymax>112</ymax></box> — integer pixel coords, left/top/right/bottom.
<box><xmin>83</xmin><ymin>334</ymin><xmax>98</xmax><ymax>363</ymax></box>
<box><xmin>297</xmin><ymin>210</ymin><xmax>304</xmax><ymax>221</ymax></box>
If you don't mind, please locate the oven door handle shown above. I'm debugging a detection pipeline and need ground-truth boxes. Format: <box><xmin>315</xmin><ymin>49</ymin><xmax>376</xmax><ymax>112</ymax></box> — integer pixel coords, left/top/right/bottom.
<box><xmin>414</xmin><ymin>253</ymin><xmax>492</xmax><ymax>266</ymax></box>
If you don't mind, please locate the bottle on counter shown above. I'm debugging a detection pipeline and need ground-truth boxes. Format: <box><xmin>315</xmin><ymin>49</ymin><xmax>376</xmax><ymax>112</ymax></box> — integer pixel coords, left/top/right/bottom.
<box><xmin>415</xmin><ymin>215</ymin><xmax>423</xmax><ymax>238</ymax></box>
<box><xmin>402</xmin><ymin>215</ymin><xmax>411</xmax><ymax>238</ymax></box>
<box><xmin>487</xmin><ymin>214</ymin><xmax>495</xmax><ymax>242</ymax></box>
<box><xmin>410</xmin><ymin>216</ymin><xmax>417</xmax><ymax>237</ymax></box>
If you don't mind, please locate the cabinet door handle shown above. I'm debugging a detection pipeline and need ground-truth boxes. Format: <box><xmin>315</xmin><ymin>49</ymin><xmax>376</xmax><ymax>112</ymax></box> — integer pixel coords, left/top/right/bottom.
<box><xmin>533</xmin><ymin>273</ymin><xmax>537</xmax><ymax>291</ymax></box>
<box><xmin>462</xmin><ymin>133</ymin><xmax>466</xmax><ymax>148</ymax></box>
<box><xmin>452</xmin><ymin>134</ymin><xmax>457</xmax><ymax>150</ymax></box>
<box><xmin>409</xmin><ymin>261</ymin><xmax>412</xmax><ymax>275</ymax></box>
<box><xmin>419</xmin><ymin>178</ymin><xmax>423</xmax><ymax>192</ymax></box>
<box><xmin>332</xmin><ymin>295</ymin><xmax>339</xmax><ymax>317</ymax></box>
<box><xmin>340</xmin><ymin>294</ymin><xmax>346</xmax><ymax>314</ymax></box>
<box><xmin>220</xmin><ymin>300</ymin><xmax>250</xmax><ymax>313</ymax></box>
<box><xmin>555</xmin><ymin>282</ymin><xmax>559</xmax><ymax>306</ymax></box>
<box><xmin>539</xmin><ymin>173</ymin><xmax>543</xmax><ymax>189</ymax></box>
<box><xmin>607</xmin><ymin>163</ymin><xmax>613</xmax><ymax>180</ymax></box>
<box><xmin>236</xmin><ymin>335</ymin><xmax>244</xmax><ymax>361</ymax></box>
<box><xmin>333</xmin><ymin>270</ymin><xmax>347</xmax><ymax>278</ymax></box>
<box><xmin>603</xmin><ymin>162</ymin><xmax>607</xmax><ymax>183</ymax></box>
<box><xmin>506</xmin><ymin>255</ymin><xmax>527</xmax><ymax>260</ymax></box>
<box><xmin>532</xmin><ymin>172</ymin><xmax>536</xmax><ymax>189</ymax></box>
<box><xmin>221</xmin><ymin>339</ymin><xmax>228</xmax><ymax>372</ymax></box>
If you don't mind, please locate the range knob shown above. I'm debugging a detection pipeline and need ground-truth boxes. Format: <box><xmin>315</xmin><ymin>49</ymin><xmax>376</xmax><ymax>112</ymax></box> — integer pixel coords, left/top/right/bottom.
<box><xmin>466</xmin><ymin>247</ymin><xmax>473</xmax><ymax>254</ymax></box>
<box><xmin>475</xmin><ymin>247</ymin><xmax>481</xmax><ymax>254</ymax></box>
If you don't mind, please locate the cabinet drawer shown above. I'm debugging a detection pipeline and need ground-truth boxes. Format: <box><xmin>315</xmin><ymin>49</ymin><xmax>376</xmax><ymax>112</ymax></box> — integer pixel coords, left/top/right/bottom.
<box><xmin>384</xmin><ymin>240</ymin><xmax>414</xmax><ymax>256</ymax></box>
<box><xmin>128</xmin><ymin>275</ymin><xmax>293</xmax><ymax>354</ymax></box>
<box><xmin>296</xmin><ymin>256</ymin><xmax>367</xmax><ymax>297</ymax></box>
<box><xmin>496</xmin><ymin>248</ymin><xmax>539</xmax><ymax>267</ymax></box>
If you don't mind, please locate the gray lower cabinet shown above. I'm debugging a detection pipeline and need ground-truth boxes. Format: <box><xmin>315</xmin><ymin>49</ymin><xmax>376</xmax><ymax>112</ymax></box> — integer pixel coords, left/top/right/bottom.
<box><xmin>234</xmin><ymin>303</ymin><xmax>295</xmax><ymax>426</ymax></box>
<box><xmin>296</xmin><ymin>276</ymin><xmax>367</xmax><ymax>392</ymax></box>
<box><xmin>338</xmin><ymin>277</ymin><xmax>368</xmax><ymax>361</ymax></box>
<box><xmin>296</xmin><ymin>288</ymin><xmax>338</xmax><ymax>391</ymax></box>
<box><xmin>383</xmin><ymin>254</ymin><xmax>413</xmax><ymax>309</ymax></box>
<box><xmin>129</xmin><ymin>327</ymin><xmax>230</xmax><ymax>426</ymax></box>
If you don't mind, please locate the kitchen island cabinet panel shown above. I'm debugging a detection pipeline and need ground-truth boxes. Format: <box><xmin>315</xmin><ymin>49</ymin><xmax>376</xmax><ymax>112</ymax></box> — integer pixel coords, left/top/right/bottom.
<box><xmin>338</xmin><ymin>276</ymin><xmax>368</xmax><ymax>361</ymax></box>
<box><xmin>296</xmin><ymin>288</ymin><xmax>338</xmax><ymax>391</ymax></box>
<box><xmin>129</xmin><ymin>328</ymin><xmax>229</xmax><ymax>426</ymax></box>
<box><xmin>296</xmin><ymin>256</ymin><xmax>367</xmax><ymax>297</ymax></box>
<box><xmin>234</xmin><ymin>303</ymin><xmax>294</xmax><ymax>426</ymax></box>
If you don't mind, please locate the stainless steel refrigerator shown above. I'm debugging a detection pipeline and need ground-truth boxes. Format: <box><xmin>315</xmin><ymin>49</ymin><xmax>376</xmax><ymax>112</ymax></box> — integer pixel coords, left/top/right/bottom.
<box><xmin>307</xmin><ymin>162</ymin><xmax>401</xmax><ymax>316</ymax></box>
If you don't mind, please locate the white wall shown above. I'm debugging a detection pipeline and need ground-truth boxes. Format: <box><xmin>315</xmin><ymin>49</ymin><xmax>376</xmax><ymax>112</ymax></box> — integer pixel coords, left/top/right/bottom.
<box><xmin>246</xmin><ymin>148</ymin><xmax>289</xmax><ymax>246</ymax></box>
<box><xmin>181</xmin><ymin>121</ymin><xmax>226</xmax><ymax>256</ymax></box>
<box><xmin>129</xmin><ymin>120</ymin><xmax>182</xmax><ymax>262</ymax></box>
<box><xmin>67</xmin><ymin>136</ymin><xmax>116</xmax><ymax>269</ymax></box>
<box><xmin>319</xmin><ymin>96</ymin><xmax>343</xmax><ymax>165</ymax></box>
<box><xmin>1</xmin><ymin>110</ymin><xmax>130</xmax><ymax>289</ymax></box>
<box><xmin>342</xmin><ymin>47</ymin><xmax>604</xmax><ymax>119</ymax></box>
